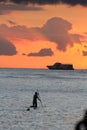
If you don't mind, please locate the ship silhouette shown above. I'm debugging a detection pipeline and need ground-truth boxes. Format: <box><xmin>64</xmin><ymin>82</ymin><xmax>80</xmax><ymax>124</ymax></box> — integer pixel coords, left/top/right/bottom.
<box><xmin>47</xmin><ymin>62</ymin><xmax>74</xmax><ymax>70</ymax></box>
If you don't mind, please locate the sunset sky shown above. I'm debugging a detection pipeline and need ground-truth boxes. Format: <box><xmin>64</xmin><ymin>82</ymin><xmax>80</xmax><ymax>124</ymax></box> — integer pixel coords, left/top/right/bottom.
<box><xmin>0</xmin><ymin>0</ymin><xmax>87</xmax><ymax>69</ymax></box>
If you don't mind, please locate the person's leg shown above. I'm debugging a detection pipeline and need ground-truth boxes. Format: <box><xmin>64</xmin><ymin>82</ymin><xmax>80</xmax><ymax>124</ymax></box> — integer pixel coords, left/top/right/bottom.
<box><xmin>34</xmin><ymin>101</ymin><xmax>37</xmax><ymax>109</ymax></box>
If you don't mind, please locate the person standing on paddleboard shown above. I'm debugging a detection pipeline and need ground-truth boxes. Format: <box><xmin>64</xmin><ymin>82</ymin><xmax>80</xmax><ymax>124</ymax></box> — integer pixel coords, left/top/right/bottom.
<box><xmin>32</xmin><ymin>91</ymin><xmax>41</xmax><ymax>109</ymax></box>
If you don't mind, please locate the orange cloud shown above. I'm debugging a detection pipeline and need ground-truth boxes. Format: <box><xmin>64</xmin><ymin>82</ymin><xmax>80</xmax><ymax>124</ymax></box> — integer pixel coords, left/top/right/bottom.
<box><xmin>0</xmin><ymin>17</ymin><xmax>85</xmax><ymax>53</ymax></box>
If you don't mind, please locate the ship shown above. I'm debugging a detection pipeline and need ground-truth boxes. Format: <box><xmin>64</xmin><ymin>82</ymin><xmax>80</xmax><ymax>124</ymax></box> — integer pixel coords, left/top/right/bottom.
<box><xmin>47</xmin><ymin>62</ymin><xmax>74</xmax><ymax>70</ymax></box>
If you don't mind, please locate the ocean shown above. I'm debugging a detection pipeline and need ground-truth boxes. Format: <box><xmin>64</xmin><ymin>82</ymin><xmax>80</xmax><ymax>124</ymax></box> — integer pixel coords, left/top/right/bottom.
<box><xmin>0</xmin><ymin>68</ymin><xmax>87</xmax><ymax>130</ymax></box>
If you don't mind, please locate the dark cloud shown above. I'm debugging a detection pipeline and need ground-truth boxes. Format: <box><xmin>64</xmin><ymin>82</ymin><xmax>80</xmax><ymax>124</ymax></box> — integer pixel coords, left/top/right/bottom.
<box><xmin>0</xmin><ymin>4</ymin><xmax>43</xmax><ymax>15</ymax></box>
<box><xmin>0</xmin><ymin>0</ymin><xmax>87</xmax><ymax>6</ymax></box>
<box><xmin>28</xmin><ymin>48</ymin><xmax>54</xmax><ymax>56</ymax></box>
<box><xmin>60</xmin><ymin>0</ymin><xmax>87</xmax><ymax>6</ymax></box>
<box><xmin>0</xmin><ymin>36</ymin><xmax>17</xmax><ymax>55</ymax></box>
<box><xmin>0</xmin><ymin>4</ymin><xmax>42</xmax><ymax>10</ymax></box>
<box><xmin>0</xmin><ymin>17</ymin><xmax>85</xmax><ymax>51</ymax></box>
<box><xmin>82</xmin><ymin>50</ymin><xmax>87</xmax><ymax>56</ymax></box>
<box><xmin>40</xmin><ymin>17</ymin><xmax>83</xmax><ymax>51</ymax></box>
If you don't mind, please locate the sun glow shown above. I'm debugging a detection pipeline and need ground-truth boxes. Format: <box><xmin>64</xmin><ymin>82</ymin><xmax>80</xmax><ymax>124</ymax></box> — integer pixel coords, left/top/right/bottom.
<box><xmin>0</xmin><ymin>4</ymin><xmax>87</xmax><ymax>69</ymax></box>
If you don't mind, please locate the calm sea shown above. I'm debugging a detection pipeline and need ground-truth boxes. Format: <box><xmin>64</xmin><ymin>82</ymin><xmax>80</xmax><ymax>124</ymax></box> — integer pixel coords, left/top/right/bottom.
<box><xmin>0</xmin><ymin>68</ymin><xmax>87</xmax><ymax>130</ymax></box>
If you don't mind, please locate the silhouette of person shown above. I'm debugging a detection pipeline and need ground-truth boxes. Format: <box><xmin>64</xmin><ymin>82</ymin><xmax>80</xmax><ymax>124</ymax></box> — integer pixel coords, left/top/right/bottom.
<box><xmin>32</xmin><ymin>91</ymin><xmax>41</xmax><ymax>109</ymax></box>
<box><xmin>75</xmin><ymin>110</ymin><xmax>87</xmax><ymax>130</ymax></box>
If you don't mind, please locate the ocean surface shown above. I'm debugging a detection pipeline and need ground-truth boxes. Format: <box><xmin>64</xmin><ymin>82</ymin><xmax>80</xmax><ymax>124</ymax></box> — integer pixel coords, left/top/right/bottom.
<box><xmin>0</xmin><ymin>68</ymin><xmax>87</xmax><ymax>130</ymax></box>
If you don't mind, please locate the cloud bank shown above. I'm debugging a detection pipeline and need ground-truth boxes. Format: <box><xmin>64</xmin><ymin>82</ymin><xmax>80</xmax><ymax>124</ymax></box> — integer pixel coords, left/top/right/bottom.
<box><xmin>0</xmin><ymin>0</ymin><xmax>87</xmax><ymax>6</ymax></box>
<box><xmin>28</xmin><ymin>48</ymin><xmax>54</xmax><ymax>56</ymax></box>
<box><xmin>0</xmin><ymin>17</ymin><xmax>85</xmax><ymax>54</ymax></box>
<box><xmin>0</xmin><ymin>4</ymin><xmax>43</xmax><ymax>15</ymax></box>
<box><xmin>0</xmin><ymin>4</ymin><xmax>42</xmax><ymax>11</ymax></box>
